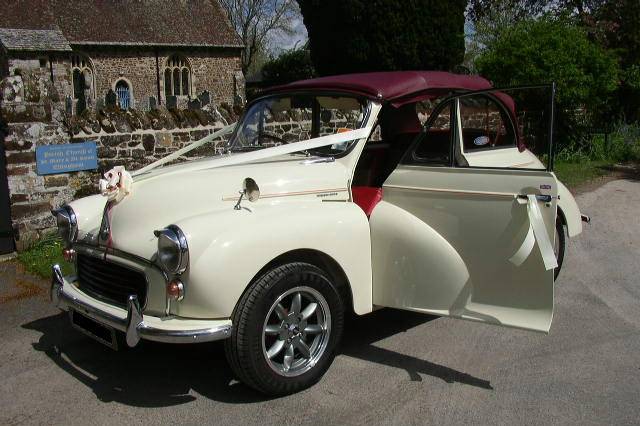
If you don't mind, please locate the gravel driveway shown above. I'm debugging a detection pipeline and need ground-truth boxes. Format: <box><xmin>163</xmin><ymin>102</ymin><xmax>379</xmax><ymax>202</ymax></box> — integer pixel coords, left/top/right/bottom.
<box><xmin>1</xmin><ymin>179</ymin><xmax>639</xmax><ymax>425</ymax></box>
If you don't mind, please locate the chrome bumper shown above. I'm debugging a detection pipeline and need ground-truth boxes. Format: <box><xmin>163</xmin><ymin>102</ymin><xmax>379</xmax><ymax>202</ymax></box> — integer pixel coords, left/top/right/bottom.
<box><xmin>51</xmin><ymin>264</ymin><xmax>232</xmax><ymax>347</ymax></box>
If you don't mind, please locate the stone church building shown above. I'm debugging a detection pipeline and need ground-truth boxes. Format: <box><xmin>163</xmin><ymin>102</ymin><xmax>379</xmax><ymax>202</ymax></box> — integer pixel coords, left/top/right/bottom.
<box><xmin>0</xmin><ymin>0</ymin><xmax>244</xmax><ymax>112</ymax></box>
<box><xmin>0</xmin><ymin>0</ymin><xmax>245</xmax><ymax>253</ymax></box>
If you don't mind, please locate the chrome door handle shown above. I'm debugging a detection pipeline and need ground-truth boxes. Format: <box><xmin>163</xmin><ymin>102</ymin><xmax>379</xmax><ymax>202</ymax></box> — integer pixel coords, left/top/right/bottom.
<box><xmin>517</xmin><ymin>194</ymin><xmax>553</xmax><ymax>203</ymax></box>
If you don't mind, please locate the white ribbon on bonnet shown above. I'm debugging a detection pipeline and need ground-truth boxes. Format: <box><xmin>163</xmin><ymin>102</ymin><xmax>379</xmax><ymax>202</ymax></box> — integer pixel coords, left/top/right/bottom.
<box><xmin>100</xmin><ymin>123</ymin><xmax>372</xmax><ymax>203</ymax></box>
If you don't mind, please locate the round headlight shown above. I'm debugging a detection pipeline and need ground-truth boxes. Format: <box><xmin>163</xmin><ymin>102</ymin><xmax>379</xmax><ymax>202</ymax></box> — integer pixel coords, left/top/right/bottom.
<box><xmin>154</xmin><ymin>225</ymin><xmax>189</xmax><ymax>274</ymax></box>
<box><xmin>52</xmin><ymin>205</ymin><xmax>77</xmax><ymax>246</ymax></box>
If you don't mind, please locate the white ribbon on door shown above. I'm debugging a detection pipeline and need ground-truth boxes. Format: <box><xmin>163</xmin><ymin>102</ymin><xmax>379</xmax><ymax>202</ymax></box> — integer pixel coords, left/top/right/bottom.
<box><xmin>509</xmin><ymin>194</ymin><xmax>558</xmax><ymax>271</ymax></box>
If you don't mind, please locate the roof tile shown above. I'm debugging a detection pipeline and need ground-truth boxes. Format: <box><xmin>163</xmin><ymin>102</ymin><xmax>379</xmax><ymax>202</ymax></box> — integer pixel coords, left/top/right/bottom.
<box><xmin>0</xmin><ymin>0</ymin><xmax>242</xmax><ymax>48</ymax></box>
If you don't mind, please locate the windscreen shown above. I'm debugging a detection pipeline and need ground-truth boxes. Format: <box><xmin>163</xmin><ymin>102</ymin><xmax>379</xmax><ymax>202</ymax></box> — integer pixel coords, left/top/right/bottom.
<box><xmin>227</xmin><ymin>94</ymin><xmax>369</xmax><ymax>156</ymax></box>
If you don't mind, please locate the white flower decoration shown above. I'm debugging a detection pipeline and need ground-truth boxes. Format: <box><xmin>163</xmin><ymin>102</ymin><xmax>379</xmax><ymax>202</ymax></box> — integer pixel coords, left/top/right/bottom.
<box><xmin>99</xmin><ymin>166</ymin><xmax>133</xmax><ymax>203</ymax></box>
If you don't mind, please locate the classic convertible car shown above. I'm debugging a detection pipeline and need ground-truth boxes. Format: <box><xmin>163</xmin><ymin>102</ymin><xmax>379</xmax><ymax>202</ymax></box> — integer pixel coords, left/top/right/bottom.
<box><xmin>51</xmin><ymin>71</ymin><xmax>588</xmax><ymax>395</ymax></box>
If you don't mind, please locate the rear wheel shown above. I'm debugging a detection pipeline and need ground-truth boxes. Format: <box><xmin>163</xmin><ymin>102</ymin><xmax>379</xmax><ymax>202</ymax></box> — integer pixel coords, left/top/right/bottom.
<box><xmin>553</xmin><ymin>217</ymin><xmax>566</xmax><ymax>280</ymax></box>
<box><xmin>225</xmin><ymin>262</ymin><xmax>344</xmax><ymax>395</ymax></box>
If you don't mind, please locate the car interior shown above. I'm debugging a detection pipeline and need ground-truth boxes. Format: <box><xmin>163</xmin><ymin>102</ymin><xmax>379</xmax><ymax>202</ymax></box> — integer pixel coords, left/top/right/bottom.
<box><xmin>351</xmin><ymin>101</ymin><xmax>451</xmax><ymax>217</ymax></box>
<box><xmin>350</xmin><ymin>93</ymin><xmax>519</xmax><ymax>217</ymax></box>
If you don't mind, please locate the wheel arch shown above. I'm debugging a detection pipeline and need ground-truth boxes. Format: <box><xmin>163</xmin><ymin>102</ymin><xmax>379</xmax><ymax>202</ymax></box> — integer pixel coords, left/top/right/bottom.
<box><xmin>241</xmin><ymin>249</ymin><xmax>354</xmax><ymax>314</ymax></box>
<box><xmin>556</xmin><ymin>180</ymin><xmax>583</xmax><ymax>237</ymax></box>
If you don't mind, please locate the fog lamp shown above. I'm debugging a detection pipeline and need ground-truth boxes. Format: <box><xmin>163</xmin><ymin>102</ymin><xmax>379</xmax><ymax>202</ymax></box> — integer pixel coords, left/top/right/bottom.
<box><xmin>167</xmin><ymin>279</ymin><xmax>185</xmax><ymax>301</ymax></box>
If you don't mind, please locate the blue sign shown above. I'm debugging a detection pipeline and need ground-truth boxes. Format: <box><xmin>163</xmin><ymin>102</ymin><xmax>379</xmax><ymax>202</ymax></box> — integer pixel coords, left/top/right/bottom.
<box><xmin>36</xmin><ymin>142</ymin><xmax>98</xmax><ymax>175</ymax></box>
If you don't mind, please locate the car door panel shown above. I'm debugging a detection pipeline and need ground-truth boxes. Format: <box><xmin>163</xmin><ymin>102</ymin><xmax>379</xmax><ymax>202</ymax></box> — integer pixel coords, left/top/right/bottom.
<box><xmin>371</xmin><ymin>165</ymin><xmax>557</xmax><ymax>332</ymax></box>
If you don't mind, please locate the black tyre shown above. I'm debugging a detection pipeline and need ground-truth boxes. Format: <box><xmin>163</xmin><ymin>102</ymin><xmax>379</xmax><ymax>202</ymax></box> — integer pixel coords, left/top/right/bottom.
<box><xmin>554</xmin><ymin>217</ymin><xmax>566</xmax><ymax>280</ymax></box>
<box><xmin>224</xmin><ymin>262</ymin><xmax>345</xmax><ymax>395</ymax></box>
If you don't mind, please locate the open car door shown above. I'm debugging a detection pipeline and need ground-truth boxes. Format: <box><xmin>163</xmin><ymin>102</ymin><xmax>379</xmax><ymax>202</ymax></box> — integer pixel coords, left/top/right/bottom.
<box><xmin>370</xmin><ymin>85</ymin><xmax>558</xmax><ymax>332</ymax></box>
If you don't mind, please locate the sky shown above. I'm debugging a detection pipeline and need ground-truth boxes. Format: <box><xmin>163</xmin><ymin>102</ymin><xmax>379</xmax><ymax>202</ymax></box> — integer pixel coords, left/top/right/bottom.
<box><xmin>268</xmin><ymin>12</ymin><xmax>308</xmax><ymax>53</ymax></box>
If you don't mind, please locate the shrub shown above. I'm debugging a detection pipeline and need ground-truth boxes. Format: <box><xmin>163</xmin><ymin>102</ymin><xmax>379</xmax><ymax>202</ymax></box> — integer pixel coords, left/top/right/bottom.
<box><xmin>475</xmin><ymin>17</ymin><xmax>620</xmax><ymax>150</ymax></box>
<box><xmin>556</xmin><ymin>122</ymin><xmax>640</xmax><ymax>163</ymax></box>
<box><xmin>261</xmin><ymin>47</ymin><xmax>316</xmax><ymax>85</ymax></box>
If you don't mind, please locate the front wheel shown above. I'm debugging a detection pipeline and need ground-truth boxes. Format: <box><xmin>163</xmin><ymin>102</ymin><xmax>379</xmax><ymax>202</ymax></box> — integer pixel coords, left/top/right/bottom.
<box><xmin>225</xmin><ymin>262</ymin><xmax>344</xmax><ymax>395</ymax></box>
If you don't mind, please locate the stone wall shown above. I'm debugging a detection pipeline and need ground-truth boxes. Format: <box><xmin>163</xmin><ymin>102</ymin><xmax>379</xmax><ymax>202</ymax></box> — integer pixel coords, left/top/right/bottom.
<box><xmin>1</xmin><ymin>54</ymin><xmax>237</xmax><ymax>251</ymax></box>
<box><xmin>0</xmin><ymin>43</ymin><xmax>247</xmax><ymax>251</ymax></box>
<box><xmin>188</xmin><ymin>50</ymin><xmax>244</xmax><ymax>105</ymax></box>
<box><xmin>80</xmin><ymin>47</ymin><xmax>243</xmax><ymax>110</ymax></box>
<box><xmin>4</xmin><ymin>118</ymin><xmax>229</xmax><ymax>251</ymax></box>
<box><xmin>83</xmin><ymin>48</ymin><xmax>158</xmax><ymax>109</ymax></box>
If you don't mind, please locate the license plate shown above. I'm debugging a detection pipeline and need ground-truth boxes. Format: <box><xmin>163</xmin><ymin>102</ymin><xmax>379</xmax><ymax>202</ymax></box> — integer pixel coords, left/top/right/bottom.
<box><xmin>70</xmin><ymin>310</ymin><xmax>118</xmax><ymax>350</ymax></box>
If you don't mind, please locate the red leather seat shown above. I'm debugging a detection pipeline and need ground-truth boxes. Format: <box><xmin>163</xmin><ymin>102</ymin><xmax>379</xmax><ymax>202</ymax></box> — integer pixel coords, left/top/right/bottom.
<box><xmin>352</xmin><ymin>186</ymin><xmax>383</xmax><ymax>217</ymax></box>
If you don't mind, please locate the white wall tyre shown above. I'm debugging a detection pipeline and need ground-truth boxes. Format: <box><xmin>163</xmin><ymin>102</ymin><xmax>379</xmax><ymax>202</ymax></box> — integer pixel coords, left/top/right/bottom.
<box><xmin>224</xmin><ymin>262</ymin><xmax>345</xmax><ymax>395</ymax></box>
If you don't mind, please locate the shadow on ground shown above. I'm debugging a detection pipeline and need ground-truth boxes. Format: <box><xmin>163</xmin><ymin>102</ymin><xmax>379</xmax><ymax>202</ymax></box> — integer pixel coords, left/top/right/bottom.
<box><xmin>23</xmin><ymin>308</ymin><xmax>491</xmax><ymax>407</ymax></box>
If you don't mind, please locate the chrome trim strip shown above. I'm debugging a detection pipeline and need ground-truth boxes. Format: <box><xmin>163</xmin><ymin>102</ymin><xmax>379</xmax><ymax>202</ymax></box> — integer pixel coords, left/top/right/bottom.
<box><xmin>222</xmin><ymin>187</ymin><xmax>348</xmax><ymax>201</ymax></box>
<box><xmin>51</xmin><ymin>265</ymin><xmax>232</xmax><ymax>347</ymax></box>
<box><xmin>384</xmin><ymin>184</ymin><xmax>518</xmax><ymax>198</ymax></box>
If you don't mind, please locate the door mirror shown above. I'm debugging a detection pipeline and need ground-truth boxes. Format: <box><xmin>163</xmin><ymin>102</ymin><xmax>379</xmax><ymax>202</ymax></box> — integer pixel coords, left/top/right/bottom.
<box><xmin>243</xmin><ymin>178</ymin><xmax>260</xmax><ymax>202</ymax></box>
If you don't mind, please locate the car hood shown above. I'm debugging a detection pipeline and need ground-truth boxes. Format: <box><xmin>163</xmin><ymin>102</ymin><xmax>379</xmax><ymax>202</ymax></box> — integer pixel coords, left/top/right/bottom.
<box><xmin>71</xmin><ymin>154</ymin><xmax>351</xmax><ymax>260</ymax></box>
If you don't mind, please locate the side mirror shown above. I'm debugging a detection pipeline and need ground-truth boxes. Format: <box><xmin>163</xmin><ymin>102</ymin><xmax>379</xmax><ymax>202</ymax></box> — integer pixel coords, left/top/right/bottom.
<box><xmin>243</xmin><ymin>178</ymin><xmax>260</xmax><ymax>202</ymax></box>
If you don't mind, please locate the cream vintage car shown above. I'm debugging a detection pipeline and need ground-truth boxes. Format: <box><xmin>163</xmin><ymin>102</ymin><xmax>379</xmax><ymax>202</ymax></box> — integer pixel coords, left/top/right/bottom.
<box><xmin>50</xmin><ymin>71</ymin><xmax>589</xmax><ymax>395</ymax></box>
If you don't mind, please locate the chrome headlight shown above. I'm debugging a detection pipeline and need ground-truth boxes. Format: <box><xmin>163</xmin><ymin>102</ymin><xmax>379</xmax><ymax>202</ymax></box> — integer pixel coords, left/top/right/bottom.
<box><xmin>154</xmin><ymin>225</ymin><xmax>189</xmax><ymax>274</ymax></box>
<box><xmin>51</xmin><ymin>205</ymin><xmax>77</xmax><ymax>246</ymax></box>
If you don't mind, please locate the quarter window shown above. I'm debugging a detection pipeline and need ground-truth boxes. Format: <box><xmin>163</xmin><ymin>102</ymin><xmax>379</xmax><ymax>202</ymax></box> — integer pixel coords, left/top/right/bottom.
<box><xmin>459</xmin><ymin>95</ymin><xmax>515</xmax><ymax>152</ymax></box>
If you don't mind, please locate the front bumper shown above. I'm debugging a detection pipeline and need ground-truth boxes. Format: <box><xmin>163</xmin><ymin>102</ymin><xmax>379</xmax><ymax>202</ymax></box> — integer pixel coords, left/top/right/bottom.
<box><xmin>51</xmin><ymin>264</ymin><xmax>232</xmax><ymax>347</ymax></box>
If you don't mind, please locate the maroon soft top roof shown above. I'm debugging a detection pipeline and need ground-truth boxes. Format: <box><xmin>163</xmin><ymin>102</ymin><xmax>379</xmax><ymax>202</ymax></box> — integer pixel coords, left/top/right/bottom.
<box><xmin>262</xmin><ymin>71</ymin><xmax>493</xmax><ymax>101</ymax></box>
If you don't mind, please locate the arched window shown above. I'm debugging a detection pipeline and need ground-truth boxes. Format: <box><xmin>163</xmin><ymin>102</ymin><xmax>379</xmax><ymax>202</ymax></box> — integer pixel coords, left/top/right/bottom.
<box><xmin>71</xmin><ymin>53</ymin><xmax>94</xmax><ymax>101</ymax></box>
<box><xmin>164</xmin><ymin>54</ymin><xmax>191</xmax><ymax>97</ymax></box>
<box><xmin>115</xmin><ymin>80</ymin><xmax>131</xmax><ymax>110</ymax></box>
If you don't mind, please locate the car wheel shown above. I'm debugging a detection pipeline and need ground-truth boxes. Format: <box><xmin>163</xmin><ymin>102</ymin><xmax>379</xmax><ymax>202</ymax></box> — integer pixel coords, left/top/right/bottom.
<box><xmin>224</xmin><ymin>262</ymin><xmax>345</xmax><ymax>395</ymax></box>
<box><xmin>553</xmin><ymin>217</ymin><xmax>566</xmax><ymax>280</ymax></box>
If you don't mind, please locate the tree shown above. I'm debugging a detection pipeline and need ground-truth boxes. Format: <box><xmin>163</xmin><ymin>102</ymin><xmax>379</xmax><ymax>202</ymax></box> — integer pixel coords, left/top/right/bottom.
<box><xmin>476</xmin><ymin>18</ymin><xmax>619</xmax><ymax>145</ymax></box>
<box><xmin>466</xmin><ymin>0</ymin><xmax>546</xmax><ymax>48</ymax></box>
<box><xmin>220</xmin><ymin>0</ymin><xmax>300</xmax><ymax>74</ymax></box>
<box><xmin>597</xmin><ymin>0</ymin><xmax>640</xmax><ymax>121</ymax></box>
<box><xmin>554</xmin><ymin>0</ymin><xmax>640</xmax><ymax>121</ymax></box>
<box><xmin>261</xmin><ymin>46</ymin><xmax>316</xmax><ymax>85</ymax></box>
<box><xmin>296</xmin><ymin>0</ymin><xmax>466</xmax><ymax>76</ymax></box>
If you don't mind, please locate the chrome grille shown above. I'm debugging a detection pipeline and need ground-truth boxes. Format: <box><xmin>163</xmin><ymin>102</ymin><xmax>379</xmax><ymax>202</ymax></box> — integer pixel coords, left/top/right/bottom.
<box><xmin>76</xmin><ymin>254</ymin><xmax>147</xmax><ymax>308</ymax></box>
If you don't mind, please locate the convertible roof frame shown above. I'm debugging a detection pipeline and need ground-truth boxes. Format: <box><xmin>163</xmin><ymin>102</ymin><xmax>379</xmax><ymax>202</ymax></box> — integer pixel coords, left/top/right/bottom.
<box><xmin>261</xmin><ymin>71</ymin><xmax>494</xmax><ymax>103</ymax></box>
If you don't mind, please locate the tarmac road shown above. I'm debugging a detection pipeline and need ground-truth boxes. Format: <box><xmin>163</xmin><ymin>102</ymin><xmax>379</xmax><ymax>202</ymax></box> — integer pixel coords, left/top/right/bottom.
<box><xmin>1</xmin><ymin>178</ymin><xmax>639</xmax><ymax>425</ymax></box>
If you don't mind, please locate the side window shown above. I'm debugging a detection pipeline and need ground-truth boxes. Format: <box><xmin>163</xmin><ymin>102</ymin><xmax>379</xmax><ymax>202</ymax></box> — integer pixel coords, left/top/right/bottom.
<box><xmin>459</xmin><ymin>95</ymin><xmax>515</xmax><ymax>152</ymax></box>
<box><xmin>408</xmin><ymin>101</ymin><xmax>453</xmax><ymax>166</ymax></box>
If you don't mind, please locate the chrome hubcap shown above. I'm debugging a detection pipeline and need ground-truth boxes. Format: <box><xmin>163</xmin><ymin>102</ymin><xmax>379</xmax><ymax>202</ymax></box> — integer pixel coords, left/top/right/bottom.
<box><xmin>262</xmin><ymin>286</ymin><xmax>331</xmax><ymax>377</ymax></box>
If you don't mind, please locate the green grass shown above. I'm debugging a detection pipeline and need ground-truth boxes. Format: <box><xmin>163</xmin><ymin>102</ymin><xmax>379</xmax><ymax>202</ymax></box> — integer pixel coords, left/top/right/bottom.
<box><xmin>17</xmin><ymin>233</ymin><xmax>73</xmax><ymax>279</ymax></box>
<box><xmin>554</xmin><ymin>159</ymin><xmax>615</xmax><ymax>189</ymax></box>
<box><xmin>554</xmin><ymin>122</ymin><xmax>640</xmax><ymax>189</ymax></box>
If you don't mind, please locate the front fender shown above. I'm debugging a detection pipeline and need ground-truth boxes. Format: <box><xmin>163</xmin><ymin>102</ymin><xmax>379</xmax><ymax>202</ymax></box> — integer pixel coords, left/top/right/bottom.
<box><xmin>173</xmin><ymin>201</ymin><xmax>373</xmax><ymax>318</ymax></box>
<box><xmin>557</xmin><ymin>180</ymin><xmax>583</xmax><ymax>237</ymax></box>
